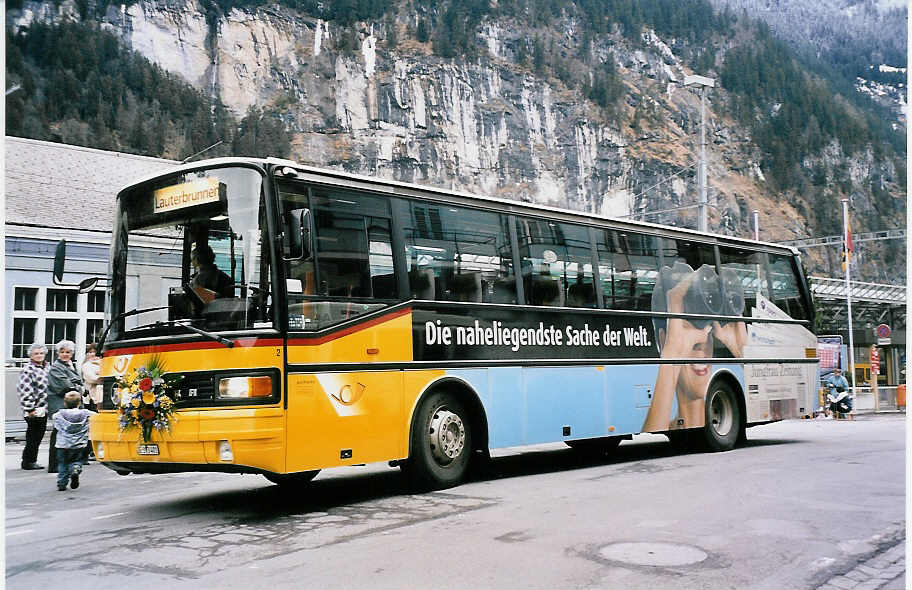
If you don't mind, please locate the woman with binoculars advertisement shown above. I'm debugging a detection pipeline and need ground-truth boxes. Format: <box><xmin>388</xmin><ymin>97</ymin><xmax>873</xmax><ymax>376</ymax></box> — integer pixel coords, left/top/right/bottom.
<box><xmin>642</xmin><ymin>262</ymin><xmax>747</xmax><ymax>433</ymax></box>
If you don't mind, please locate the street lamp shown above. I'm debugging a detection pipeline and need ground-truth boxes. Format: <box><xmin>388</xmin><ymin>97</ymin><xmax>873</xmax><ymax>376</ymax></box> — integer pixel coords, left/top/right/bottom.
<box><xmin>683</xmin><ymin>74</ymin><xmax>714</xmax><ymax>233</ymax></box>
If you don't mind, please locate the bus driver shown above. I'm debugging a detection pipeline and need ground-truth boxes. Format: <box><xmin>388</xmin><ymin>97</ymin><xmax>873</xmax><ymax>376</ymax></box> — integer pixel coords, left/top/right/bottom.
<box><xmin>190</xmin><ymin>245</ymin><xmax>233</xmax><ymax>301</ymax></box>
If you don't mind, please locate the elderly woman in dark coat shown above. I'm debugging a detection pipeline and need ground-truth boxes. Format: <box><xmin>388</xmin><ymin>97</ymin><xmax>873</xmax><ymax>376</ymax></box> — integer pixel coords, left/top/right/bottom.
<box><xmin>47</xmin><ymin>339</ymin><xmax>83</xmax><ymax>473</ymax></box>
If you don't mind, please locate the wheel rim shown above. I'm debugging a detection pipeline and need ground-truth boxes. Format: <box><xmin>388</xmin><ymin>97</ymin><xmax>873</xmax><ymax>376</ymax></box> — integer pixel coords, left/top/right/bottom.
<box><xmin>709</xmin><ymin>390</ymin><xmax>734</xmax><ymax>437</ymax></box>
<box><xmin>428</xmin><ymin>406</ymin><xmax>466</xmax><ymax>466</ymax></box>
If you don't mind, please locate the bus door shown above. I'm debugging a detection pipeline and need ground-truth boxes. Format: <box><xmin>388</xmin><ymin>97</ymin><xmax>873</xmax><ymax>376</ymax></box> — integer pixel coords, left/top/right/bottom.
<box><xmin>280</xmin><ymin>182</ymin><xmax>406</xmax><ymax>472</ymax></box>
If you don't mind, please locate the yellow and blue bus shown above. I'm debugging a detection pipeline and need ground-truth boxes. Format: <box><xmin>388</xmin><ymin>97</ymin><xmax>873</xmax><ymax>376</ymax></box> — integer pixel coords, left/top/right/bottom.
<box><xmin>68</xmin><ymin>157</ymin><xmax>818</xmax><ymax>489</ymax></box>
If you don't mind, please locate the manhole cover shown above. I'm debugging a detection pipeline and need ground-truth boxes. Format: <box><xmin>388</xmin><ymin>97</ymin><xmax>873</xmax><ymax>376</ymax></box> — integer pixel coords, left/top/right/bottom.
<box><xmin>599</xmin><ymin>542</ymin><xmax>708</xmax><ymax>566</ymax></box>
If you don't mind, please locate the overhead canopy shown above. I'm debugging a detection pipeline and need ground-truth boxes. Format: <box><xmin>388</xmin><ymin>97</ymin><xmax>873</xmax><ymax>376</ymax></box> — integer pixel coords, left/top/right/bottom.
<box><xmin>810</xmin><ymin>276</ymin><xmax>906</xmax><ymax>334</ymax></box>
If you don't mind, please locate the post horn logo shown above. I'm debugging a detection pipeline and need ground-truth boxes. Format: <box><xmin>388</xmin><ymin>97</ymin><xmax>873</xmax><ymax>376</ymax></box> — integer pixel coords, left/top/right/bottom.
<box><xmin>112</xmin><ymin>355</ymin><xmax>132</xmax><ymax>376</ymax></box>
<box><xmin>332</xmin><ymin>382</ymin><xmax>366</xmax><ymax>405</ymax></box>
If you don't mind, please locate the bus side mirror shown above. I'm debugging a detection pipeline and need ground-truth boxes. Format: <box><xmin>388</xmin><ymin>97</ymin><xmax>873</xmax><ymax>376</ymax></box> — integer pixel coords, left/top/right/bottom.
<box><xmin>53</xmin><ymin>239</ymin><xmax>67</xmax><ymax>284</ymax></box>
<box><xmin>53</xmin><ymin>239</ymin><xmax>107</xmax><ymax>291</ymax></box>
<box><xmin>283</xmin><ymin>208</ymin><xmax>313</xmax><ymax>261</ymax></box>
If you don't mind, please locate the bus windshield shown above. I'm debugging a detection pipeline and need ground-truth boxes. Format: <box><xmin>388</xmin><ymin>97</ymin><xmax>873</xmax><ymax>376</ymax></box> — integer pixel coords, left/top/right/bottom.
<box><xmin>108</xmin><ymin>166</ymin><xmax>273</xmax><ymax>341</ymax></box>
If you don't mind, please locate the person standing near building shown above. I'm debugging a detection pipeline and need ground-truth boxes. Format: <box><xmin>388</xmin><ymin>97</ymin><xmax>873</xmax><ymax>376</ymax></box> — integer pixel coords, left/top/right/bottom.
<box><xmin>80</xmin><ymin>343</ymin><xmax>103</xmax><ymax>462</ymax></box>
<box><xmin>17</xmin><ymin>343</ymin><xmax>50</xmax><ymax>470</ymax></box>
<box><xmin>81</xmin><ymin>343</ymin><xmax>102</xmax><ymax>412</ymax></box>
<box><xmin>47</xmin><ymin>340</ymin><xmax>83</xmax><ymax>473</ymax></box>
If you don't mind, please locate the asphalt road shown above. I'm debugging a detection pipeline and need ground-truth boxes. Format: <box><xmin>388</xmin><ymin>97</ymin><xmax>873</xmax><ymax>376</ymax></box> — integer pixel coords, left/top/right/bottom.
<box><xmin>5</xmin><ymin>414</ymin><xmax>906</xmax><ymax>589</ymax></box>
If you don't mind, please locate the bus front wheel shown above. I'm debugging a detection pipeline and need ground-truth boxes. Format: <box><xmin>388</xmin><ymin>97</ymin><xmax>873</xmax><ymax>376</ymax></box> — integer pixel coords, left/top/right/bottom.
<box><xmin>403</xmin><ymin>391</ymin><xmax>473</xmax><ymax>490</ymax></box>
<box><xmin>264</xmin><ymin>470</ymin><xmax>320</xmax><ymax>486</ymax></box>
<box><xmin>703</xmin><ymin>381</ymin><xmax>741</xmax><ymax>452</ymax></box>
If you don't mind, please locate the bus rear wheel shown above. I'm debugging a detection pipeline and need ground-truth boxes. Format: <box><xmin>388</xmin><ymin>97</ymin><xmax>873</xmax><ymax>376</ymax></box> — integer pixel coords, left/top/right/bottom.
<box><xmin>403</xmin><ymin>391</ymin><xmax>473</xmax><ymax>490</ymax></box>
<box><xmin>264</xmin><ymin>470</ymin><xmax>320</xmax><ymax>486</ymax></box>
<box><xmin>702</xmin><ymin>381</ymin><xmax>741</xmax><ymax>452</ymax></box>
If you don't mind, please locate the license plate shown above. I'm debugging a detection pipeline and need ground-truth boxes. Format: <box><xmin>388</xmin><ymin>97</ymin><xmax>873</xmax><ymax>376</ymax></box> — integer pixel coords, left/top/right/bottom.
<box><xmin>137</xmin><ymin>444</ymin><xmax>159</xmax><ymax>456</ymax></box>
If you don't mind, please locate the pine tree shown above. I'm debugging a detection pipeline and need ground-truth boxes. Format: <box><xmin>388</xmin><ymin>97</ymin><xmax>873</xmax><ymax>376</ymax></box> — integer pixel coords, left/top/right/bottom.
<box><xmin>416</xmin><ymin>18</ymin><xmax>430</xmax><ymax>43</ymax></box>
<box><xmin>386</xmin><ymin>13</ymin><xmax>398</xmax><ymax>49</ymax></box>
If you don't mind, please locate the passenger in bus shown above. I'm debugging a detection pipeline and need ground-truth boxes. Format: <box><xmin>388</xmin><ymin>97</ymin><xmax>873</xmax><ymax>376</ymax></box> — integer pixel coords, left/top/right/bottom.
<box><xmin>190</xmin><ymin>245</ymin><xmax>234</xmax><ymax>301</ymax></box>
<box><xmin>567</xmin><ymin>280</ymin><xmax>595</xmax><ymax>308</ymax></box>
<box><xmin>453</xmin><ymin>272</ymin><xmax>482</xmax><ymax>302</ymax></box>
<box><xmin>642</xmin><ymin>265</ymin><xmax>747</xmax><ymax>432</ymax></box>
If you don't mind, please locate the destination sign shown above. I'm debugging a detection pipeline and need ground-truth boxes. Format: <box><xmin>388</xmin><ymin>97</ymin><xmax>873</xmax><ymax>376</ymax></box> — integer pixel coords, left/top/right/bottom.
<box><xmin>153</xmin><ymin>177</ymin><xmax>222</xmax><ymax>214</ymax></box>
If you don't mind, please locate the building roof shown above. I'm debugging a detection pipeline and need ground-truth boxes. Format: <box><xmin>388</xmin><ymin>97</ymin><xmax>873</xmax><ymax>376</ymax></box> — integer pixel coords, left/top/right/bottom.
<box><xmin>5</xmin><ymin>136</ymin><xmax>177</xmax><ymax>232</ymax></box>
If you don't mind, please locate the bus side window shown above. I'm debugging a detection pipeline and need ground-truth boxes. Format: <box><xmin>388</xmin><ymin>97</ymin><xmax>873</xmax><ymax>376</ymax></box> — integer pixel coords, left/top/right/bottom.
<box><xmin>516</xmin><ymin>218</ymin><xmax>596</xmax><ymax>308</ymax></box>
<box><xmin>309</xmin><ymin>188</ymin><xmax>395</xmax><ymax>300</ymax></box>
<box><xmin>718</xmin><ymin>246</ymin><xmax>770</xmax><ymax>314</ymax></box>
<box><xmin>403</xmin><ymin>204</ymin><xmax>515</xmax><ymax>304</ymax></box>
<box><xmin>664</xmin><ymin>238</ymin><xmax>715</xmax><ymax>272</ymax></box>
<box><xmin>278</xmin><ymin>182</ymin><xmax>398</xmax><ymax>329</ymax></box>
<box><xmin>768</xmin><ymin>253</ymin><xmax>809</xmax><ymax>320</ymax></box>
<box><xmin>597</xmin><ymin>230</ymin><xmax>659</xmax><ymax>311</ymax></box>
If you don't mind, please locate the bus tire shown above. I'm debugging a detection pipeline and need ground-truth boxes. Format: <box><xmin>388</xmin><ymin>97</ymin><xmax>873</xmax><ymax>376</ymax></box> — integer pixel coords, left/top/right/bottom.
<box><xmin>403</xmin><ymin>391</ymin><xmax>473</xmax><ymax>491</ymax></box>
<box><xmin>263</xmin><ymin>470</ymin><xmax>320</xmax><ymax>486</ymax></box>
<box><xmin>703</xmin><ymin>380</ymin><xmax>741</xmax><ymax>452</ymax></box>
<box><xmin>565</xmin><ymin>436</ymin><xmax>623</xmax><ymax>455</ymax></box>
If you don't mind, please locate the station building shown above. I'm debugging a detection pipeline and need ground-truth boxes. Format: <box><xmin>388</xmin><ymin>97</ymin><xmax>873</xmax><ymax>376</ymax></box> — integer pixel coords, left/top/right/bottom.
<box><xmin>4</xmin><ymin>136</ymin><xmax>175</xmax><ymax>431</ymax></box>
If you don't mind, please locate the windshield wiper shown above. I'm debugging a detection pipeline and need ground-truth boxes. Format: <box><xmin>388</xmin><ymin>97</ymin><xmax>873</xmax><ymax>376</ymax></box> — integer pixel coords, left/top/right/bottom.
<box><xmin>98</xmin><ymin>307</ymin><xmax>235</xmax><ymax>355</ymax></box>
<box><xmin>97</xmin><ymin>306</ymin><xmax>170</xmax><ymax>356</ymax></box>
<box><xmin>169</xmin><ymin>319</ymin><xmax>235</xmax><ymax>348</ymax></box>
<box><xmin>127</xmin><ymin>318</ymin><xmax>235</xmax><ymax>349</ymax></box>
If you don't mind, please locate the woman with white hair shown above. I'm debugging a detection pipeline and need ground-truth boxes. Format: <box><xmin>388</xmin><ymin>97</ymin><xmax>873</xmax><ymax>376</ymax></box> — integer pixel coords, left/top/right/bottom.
<box><xmin>16</xmin><ymin>343</ymin><xmax>50</xmax><ymax>470</ymax></box>
<box><xmin>47</xmin><ymin>339</ymin><xmax>83</xmax><ymax>473</ymax></box>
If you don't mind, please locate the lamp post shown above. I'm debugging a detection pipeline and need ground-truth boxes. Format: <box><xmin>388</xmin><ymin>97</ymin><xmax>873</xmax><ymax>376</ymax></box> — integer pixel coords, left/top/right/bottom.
<box><xmin>684</xmin><ymin>74</ymin><xmax>715</xmax><ymax>233</ymax></box>
<box><xmin>842</xmin><ymin>198</ymin><xmax>857</xmax><ymax>404</ymax></box>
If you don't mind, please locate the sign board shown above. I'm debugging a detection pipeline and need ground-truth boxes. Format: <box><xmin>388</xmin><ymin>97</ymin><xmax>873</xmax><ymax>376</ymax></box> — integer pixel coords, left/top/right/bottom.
<box><xmin>876</xmin><ymin>323</ymin><xmax>892</xmax><ymax>346</ymax></box>
<box><xmin>817</xmin><ymin>335</ymin><xmax>843</xmax><ymax>373</ymax></box>
<box><xmin>153</xmin><ymin>177</ymin><xmax>221</xmax><ymax>214</ymax></box>
<box><xmin>870</xmin><ymin>346</ymin><xmax>880</xmax><ymax>375</ymax></box>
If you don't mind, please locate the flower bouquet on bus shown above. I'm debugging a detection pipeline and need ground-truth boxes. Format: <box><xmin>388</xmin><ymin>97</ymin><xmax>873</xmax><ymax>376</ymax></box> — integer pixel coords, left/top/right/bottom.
<box><xmin>112</xmin><ymin>356</ymin><xmax>182</xmax><ymax>444</ymax></box>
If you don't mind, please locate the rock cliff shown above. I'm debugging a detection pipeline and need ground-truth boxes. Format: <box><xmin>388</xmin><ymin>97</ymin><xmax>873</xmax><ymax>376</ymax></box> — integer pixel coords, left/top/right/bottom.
<box><xmin>9</xmin><ymin>0</ymin><xmax>905</xmax><ymax>281</ymax></box>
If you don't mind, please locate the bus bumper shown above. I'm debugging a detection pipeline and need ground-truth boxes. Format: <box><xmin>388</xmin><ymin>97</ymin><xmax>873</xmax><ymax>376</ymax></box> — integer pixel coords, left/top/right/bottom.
<box><xmin>90</xmin><ymin>408</ymin><xmax>285</xmax><ymax>474</ymax></box>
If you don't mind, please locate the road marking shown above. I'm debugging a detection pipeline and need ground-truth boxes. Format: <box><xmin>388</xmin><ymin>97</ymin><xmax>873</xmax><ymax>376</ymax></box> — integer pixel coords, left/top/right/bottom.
<box><xmin>92</xmin><ymin>512</ymin><xmax>127</xmax><ymax>520</ymax></box>
<box><xmin>6</xmin><ymin>529</ymin><xmax>34</xmax><ymax>537</ymax></box>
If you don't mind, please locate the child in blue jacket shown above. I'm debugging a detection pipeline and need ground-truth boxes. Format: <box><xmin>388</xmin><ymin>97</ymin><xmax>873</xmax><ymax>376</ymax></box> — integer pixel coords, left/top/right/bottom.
<box><xmin>52</xmin><ymin>392</ymin><xmax>96</xmax><ymax>491</ymax></box>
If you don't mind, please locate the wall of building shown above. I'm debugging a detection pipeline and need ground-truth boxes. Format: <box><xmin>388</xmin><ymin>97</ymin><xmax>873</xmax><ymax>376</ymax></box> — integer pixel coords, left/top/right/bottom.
<box><xmin>5</xmin><ymin>231</ymin><xmax>111</xmax><ymax>366</ymax></box>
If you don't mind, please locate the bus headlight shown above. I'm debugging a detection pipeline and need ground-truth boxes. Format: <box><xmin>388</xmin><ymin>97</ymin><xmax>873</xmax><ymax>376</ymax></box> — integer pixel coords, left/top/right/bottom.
<box><xmin>96</xmin><ymin>442</ymin><xmax>104</xmax><ymax>459</ymax></box>
<box><xmin>217</xmin><ymin>376</ymin><xmax>273</xmax><ymax>399</ymax></box>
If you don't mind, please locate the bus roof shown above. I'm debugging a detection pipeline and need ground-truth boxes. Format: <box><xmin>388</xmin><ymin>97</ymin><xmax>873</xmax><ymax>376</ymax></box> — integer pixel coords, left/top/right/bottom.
<box><xmin>119</xmin><ymin>156</ymin><xmax>801</xmax><ymax>257</ymax></box>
